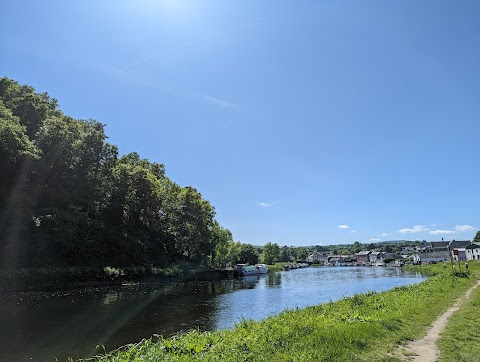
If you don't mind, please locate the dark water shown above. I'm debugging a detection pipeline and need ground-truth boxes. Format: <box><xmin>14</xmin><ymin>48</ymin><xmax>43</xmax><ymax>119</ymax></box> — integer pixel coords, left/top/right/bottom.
<box><xmin>0</xmin><ymin>267</ymin><xmax>425</xmax><ymax>361</ymax></box>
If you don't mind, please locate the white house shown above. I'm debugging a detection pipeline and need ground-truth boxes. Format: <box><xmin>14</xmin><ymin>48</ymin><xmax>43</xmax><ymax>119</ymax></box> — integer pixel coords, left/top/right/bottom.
<box><xmin>465</xmin><ymin>244</ymin><xmax>480</xmax><ymax>260</ymax></box>
<box><xmin>452</xmin><ymin>248</ymin><xmax>467</xmax><ymax>261</ymax></box>
<box><xmin>413</xmin><ymin>251</ymin><xmax>450</xmax><ymax>264</ymax></box>
<box><xmin>306</xmin><ymin>252</ymin><xmax>329</xmax><ymax>264</ymax></box>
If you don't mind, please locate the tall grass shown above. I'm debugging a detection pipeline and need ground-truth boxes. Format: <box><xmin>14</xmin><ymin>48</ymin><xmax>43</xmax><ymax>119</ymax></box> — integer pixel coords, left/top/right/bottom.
<box><xmin>86</xmin><ymin>262</ymin><xmax>479</xmax><ymax>362</ymax></box>
<box><xmin>438</xmin><ymin>270</ymin><xmax>480</xmax><ymax>361</ymax></box>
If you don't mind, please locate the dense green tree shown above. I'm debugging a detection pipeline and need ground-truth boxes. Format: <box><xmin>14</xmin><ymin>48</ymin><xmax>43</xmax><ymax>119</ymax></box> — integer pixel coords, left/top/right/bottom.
<box><xmin>0</xmin><ymin>77</ymin><xmax>232</xmax><ymax>269</ymax></box>
<box><xmin>0</xmin><ymin>102</ymin><xmax>39</xmax><ymax>205</ymax></box>
<box><xmin>262</xmin><ymin>242</ymin><xmax>280</xmax><ymax>264</ymax></box>
<box><xmin>211</xmin><ymin>222</ymin><xmax>233</xmax><ymax>267</ymax></box>
<box><xmin>296</xmin><ymin>247</ymin><xmax>308</xmax><ymax>260</ymax></box>
<box><xmin>239</xmin><ymin>243</ymin><xmax>259</xmax><ymax>265</ymax></box>
<box><xmin>0</xmin><ymin>77</ymin><xmax>59</xmax><ymax>138</ymax></box>
<box><xmin>352</xmin><ymin>241</ymin><xmax>363</xmax><ymax>254</ymax></box>
<box><xmin>171</xmin><ymin>186</ymin><xmax>215</xmax><ymax>263</ymax></box>
<box><xmin>473</xmin><ymin>231</ymin><xmax>480</xmax><ymax>244</ymax></box>
<box><xmin>280</xmin><ymin>246</ymin><xmax>291</xmax><ymax>262</ymax></box>
<box><xmin>225</xmin><ymin>241</ymin><xmax>242</xmax><ymax>266</ymax></box>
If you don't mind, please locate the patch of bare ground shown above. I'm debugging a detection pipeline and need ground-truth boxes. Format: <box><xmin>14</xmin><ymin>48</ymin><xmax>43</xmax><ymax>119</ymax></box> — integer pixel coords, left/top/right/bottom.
<box><xmin>392</xmin><ymin>280</ymin><xmax>480</xmax><ymax>362</ymax></box>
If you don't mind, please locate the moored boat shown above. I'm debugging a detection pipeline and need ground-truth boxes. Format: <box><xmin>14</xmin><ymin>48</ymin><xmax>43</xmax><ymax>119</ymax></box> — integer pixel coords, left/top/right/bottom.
<box><xmin>255</xmin><ymin>264</ymin><xmax>269</xmax><ymax>274</ymax></box>
<box><xmin>234</xmin><ymin>264</ymin><xmax>257</xmax><ymax>276</ymax></box>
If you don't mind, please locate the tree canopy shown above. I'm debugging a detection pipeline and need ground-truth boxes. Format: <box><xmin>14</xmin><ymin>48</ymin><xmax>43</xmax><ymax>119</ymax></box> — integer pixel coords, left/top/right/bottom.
<box><xmin>262</xmin><ymin>242</ymin><xmax>280</xmax><ymax>264</ymax></box>
<box><xmin>0</xmin><ymin>77</ymin><xmax>233</xmax><ymax>268</ymax></box>
<box><xmin>473</xmin><ymin>231</ymin><xmax>480</xmax><ymax>244</ymax></box>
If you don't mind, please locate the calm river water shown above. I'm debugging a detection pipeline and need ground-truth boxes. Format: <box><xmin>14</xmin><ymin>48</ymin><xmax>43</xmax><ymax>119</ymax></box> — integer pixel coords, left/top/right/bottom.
<box><xmin>0</xmin><ymin>267</ymin><xmax>425</xmax><ymax>361</ymax></box>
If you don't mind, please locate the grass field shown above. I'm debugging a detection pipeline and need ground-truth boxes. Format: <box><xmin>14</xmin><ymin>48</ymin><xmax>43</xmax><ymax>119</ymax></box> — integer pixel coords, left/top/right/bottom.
<box><xmin>438</xmin><ymin>270</ymin><xmax>480</xmax><ymax>362</ymax></box>
<box><xmin>82</xmin><ymin>262</ymin><xmax>479</xmax><ymax>362</ymax></box>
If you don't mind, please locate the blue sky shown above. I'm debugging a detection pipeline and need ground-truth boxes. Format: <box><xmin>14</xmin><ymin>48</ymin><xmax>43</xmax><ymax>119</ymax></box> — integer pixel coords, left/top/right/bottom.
<box><xmin>1</xmin><ymin>0</ymin><xmax>479</xmax><ymax>246</ymax></box>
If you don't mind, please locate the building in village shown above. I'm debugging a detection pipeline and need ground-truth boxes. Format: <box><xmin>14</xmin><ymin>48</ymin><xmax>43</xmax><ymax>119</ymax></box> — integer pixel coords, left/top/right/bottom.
<box><xmin>450</xmin><ymin>240</ymin><xmax>472</xmax><ymax>262</ymax></box>
<box><xmin>449</xmin><ymin>240</ymin><xmax>471</xmax><ymax>251</ymax></box>
<box><xmin>465</xmin><ymin>244</ymin><xmax>480</xmax><ymax>260</ymax></box>
<box><xmin>355</xmin><ymin>250</ymin><xmax>371</xmax><ymax>264</ymax></box>
<box><xmin>413</xmin><ymin>251</ymin><xmax>450</xmax><ymax>264</ymax></box>
<box><xmin>327</xmin><ymin>255</ymin><xmax>356</xmax><ymax>266</ymax></box>
<box><xmin>430</xmin><ymin>241</ymin><xmax>450</xmax><ymax>252</ymax></box>
<box><xmin>306</xmin><ymin>251</ymin><xmax>329</xmax><ymax>265</ymax></box>
<box><xmin>414</xmin><ymin>240</ymin><xmax>478</xmax><ymax>264</ymax></box>
<box><xmin>451</xmin><ymin>242</ymin><xmax>480</xmax><ymax>261</ymax></box>
<box><xmin>369</xmin><ymin>251</ymin><xmax>382</xmax><ymax>264</ymax></box>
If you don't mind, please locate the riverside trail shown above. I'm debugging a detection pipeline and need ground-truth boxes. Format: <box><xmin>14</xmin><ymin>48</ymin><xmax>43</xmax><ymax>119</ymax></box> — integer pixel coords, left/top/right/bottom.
<box><xmin>397</xmin><ymin>280</ymin><xmax>480</xmax><ymax>361</ymax></box>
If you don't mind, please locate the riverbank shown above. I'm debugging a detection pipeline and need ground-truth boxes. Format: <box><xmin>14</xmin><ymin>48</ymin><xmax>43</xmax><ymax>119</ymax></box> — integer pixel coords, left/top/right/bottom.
<box><xmin>438</xmin><ymin>278</ymin><xmax>480</xmax><ymax>361</ymax></box>
<box><xmin>85</xmin><ymin>263</ymin><xmax>479</xmax><ymax>362</ymax></box>
<box><xmin>1</xmin><ymin>262</ymin><xmax>297</xmax><ymax>292</ymax></box>
<box><xmin>0</xmin><ymin>264</ymin><xmax>233</xmax><ymax>292</ymax></box>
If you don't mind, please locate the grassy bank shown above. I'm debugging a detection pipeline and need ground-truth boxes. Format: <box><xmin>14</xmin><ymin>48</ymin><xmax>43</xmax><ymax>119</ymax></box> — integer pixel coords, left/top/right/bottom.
<box><xmin>438</xmin><ymin>275</ymin><xmax>480</xmax><ymax>361</ymax></box>
<box><xmin>84</xmin><ymin>262</ymin><xmax>479</xmax><ymax>362</ymax></box>
<box><xmin>265</xmin><ymin>262</ymin><xmax>291</xmax><ymax>272</ymax></box>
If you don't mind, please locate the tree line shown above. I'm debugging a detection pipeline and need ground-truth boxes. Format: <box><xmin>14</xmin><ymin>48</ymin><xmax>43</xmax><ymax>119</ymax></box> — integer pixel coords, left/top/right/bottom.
<box><xmin>0</xmin><ymin>77</ymin><xmax>242</xmax><ymax>269</ymax></box>
<box><xmin>2</xmin><ymin>79</ymin><xmax>458</xmax><ymax>270</ymax></box>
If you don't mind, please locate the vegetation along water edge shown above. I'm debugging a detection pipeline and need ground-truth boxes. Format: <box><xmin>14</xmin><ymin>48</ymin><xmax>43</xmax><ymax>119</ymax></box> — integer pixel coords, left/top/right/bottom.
<box><xmin>68</xmin><ymin>262</ymin><xmax>479</xmax><ymax>362</ymax></box>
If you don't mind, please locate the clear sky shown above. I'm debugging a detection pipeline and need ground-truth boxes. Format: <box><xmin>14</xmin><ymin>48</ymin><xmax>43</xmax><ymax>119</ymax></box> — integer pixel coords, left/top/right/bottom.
<box><xmin>1</xmin><ymin>0</ymin><xmax>479</xmax><ymax>246</ymax></box>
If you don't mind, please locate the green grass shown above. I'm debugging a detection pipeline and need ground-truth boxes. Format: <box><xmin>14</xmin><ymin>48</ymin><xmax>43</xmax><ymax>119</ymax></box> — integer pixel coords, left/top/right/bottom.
<box><xmin>438</xmin><ymin>275</ymin><xmax>480</xmax><ymax>361</ymax></box>
<box><xmin>84</xmin><ymin>262</ymin><xmax>480</xmax><ymax>362</ymax></box>
<box><xmin>264</xmin><ymin>262</ymin><xmax>290</xmax><ymax>271</ymax></box>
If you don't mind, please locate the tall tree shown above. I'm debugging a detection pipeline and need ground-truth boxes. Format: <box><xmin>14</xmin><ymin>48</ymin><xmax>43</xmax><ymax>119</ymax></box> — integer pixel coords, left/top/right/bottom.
<box><xmin>0</xmin><ymin>77</ymin><xmax>231</xmax><ymax>269</ymax></box>
<box><xmin>262</xmin><ymin>242</ymin><xmax>280</xmax><ymax>264</ymax></box>
<box><xmin>239</xmin><ymin>243</ymin><xmax>259</xmax><ymax>265</ymax></box>
<box><xmin>473</xmin><ymin>231</ymin><xmax>480</xmax><ymax>244</ymax></box>
<box><xmin>211</xmin><ymin>222</ymin><xmax>233</xmax><ymax>267</ymax></box>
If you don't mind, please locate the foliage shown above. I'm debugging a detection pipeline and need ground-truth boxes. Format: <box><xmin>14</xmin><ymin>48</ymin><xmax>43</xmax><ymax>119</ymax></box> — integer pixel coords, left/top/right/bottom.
<box><xmin>0</xmin><ymin>77</ymin><xmax>231</xmax><ymax>269</ymax></box>
<box><xmin>262</xmin><ymin>242</ymin><xmax>280</xmax><ymax>264</ymax></box>
<box><xmin>438</xmin><ymin>278</ymin><xmax>480</xmax><ymax>361</ymax></box>
<box><xmin>473</xmin><ymin>230</ymin><xmax>480</xmax><ymax>244</ymax></box>
<box><xmin>239</xmin><ymin>243</ymin><xmax>259</xmax><ymax>265</ymax></box>
<box><xmin>280</xmin><ymin>246</ymin><xmax>291</xmax><ymax>261</ymax></box>
<box><xmin>211</xmin><ymin>222</ymin><xmax>234</xmax><ymax>267</ymax></box>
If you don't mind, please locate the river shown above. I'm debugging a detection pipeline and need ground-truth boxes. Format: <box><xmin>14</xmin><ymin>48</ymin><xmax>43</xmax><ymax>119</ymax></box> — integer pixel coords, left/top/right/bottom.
<box><xmin>0</xmin><ymin>266</ymin><xmax>425</xmax><ymax>361</ymax></box>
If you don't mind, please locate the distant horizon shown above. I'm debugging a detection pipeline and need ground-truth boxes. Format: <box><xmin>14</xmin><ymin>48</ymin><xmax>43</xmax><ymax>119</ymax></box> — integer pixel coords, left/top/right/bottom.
<box><xmin>1</xmin><ymin>0</ymin><xmax>479</xmax><ymax>246</ymax></box>
<box><xmin>260</xmin><ymin>238</ymin><xmax>475</xmax><ymax>249</ymax></box>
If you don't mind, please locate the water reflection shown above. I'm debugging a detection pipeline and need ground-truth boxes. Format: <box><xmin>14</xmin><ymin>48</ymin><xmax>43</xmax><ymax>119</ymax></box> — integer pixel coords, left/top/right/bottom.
<box><xmin>102</xmin><ymin>290</ymin><xmax>123</xmax><ymax>305</ymax></box>
<box><xmin>239</xmin><ymin>275</ymin><xmax>259</xmax><ymax>288</ymax></box>
<box><xmin>266</xmin><ymin>272</ymin><xmax>282</xmax><ymax>287</ymax></box>
<box><xmin>0</xmin><ymin>267</ymin><xmax>425</xmax><ymax>361</ymax></box>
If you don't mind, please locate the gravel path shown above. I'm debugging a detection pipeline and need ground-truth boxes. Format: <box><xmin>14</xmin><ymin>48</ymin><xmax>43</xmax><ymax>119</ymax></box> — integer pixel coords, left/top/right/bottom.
<box><xmin>398</xmin><ymin>280</ymin><xmax>480</xmax><ymax>361</ymax></box>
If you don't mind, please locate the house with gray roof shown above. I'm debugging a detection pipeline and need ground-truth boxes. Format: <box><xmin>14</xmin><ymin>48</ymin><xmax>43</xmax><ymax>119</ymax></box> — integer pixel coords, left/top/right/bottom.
<box><xmin>466</xmin><ymin>244</ymin><xmax>480</xmax><ymax>260</ymax></box>
<box><xmin>449</xmin><ymin>240</ymin><xmax>471</xmax><ymax>251</ymax></box>
<box><xmin>355</xmin><ymin>250</ymin><xmax>371</xmax><ymax>264</ymax></box>
<box><xmin>430</xmin><ymin>241</ymin><xmax>449</xmax><ymax>252</ymax></box>
<box><xmin>413</xmin><ymin>251</ymin><xmax>451</xmax><ymax>264</ymax></box>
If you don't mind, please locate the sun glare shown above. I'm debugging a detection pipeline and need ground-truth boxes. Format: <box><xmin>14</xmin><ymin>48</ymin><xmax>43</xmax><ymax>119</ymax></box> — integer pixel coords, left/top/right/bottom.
<box><xmin>139</xmin><ymin>0</ymin><xmax>192</xmax><ymax>15</ymax></box>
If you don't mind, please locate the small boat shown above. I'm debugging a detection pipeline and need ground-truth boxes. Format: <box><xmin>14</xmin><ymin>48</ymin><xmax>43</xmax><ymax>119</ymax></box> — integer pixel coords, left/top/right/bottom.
<box><xmin>255</xmin><ymin>264</ymin><xmax>269</xmax><ymax>274</ymax></box>
<box><xmin>234</xmin><ymin>264</ymin><xmax>257</xmax><ymax>276</ymax></box>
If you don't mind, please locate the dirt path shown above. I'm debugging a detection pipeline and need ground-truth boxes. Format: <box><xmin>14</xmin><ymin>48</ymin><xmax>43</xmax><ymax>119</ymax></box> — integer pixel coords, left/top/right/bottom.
<box><xmin>397</xmin><ymin>280</ymin><xmax>480</xmax><ymax>361</ymax></box>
